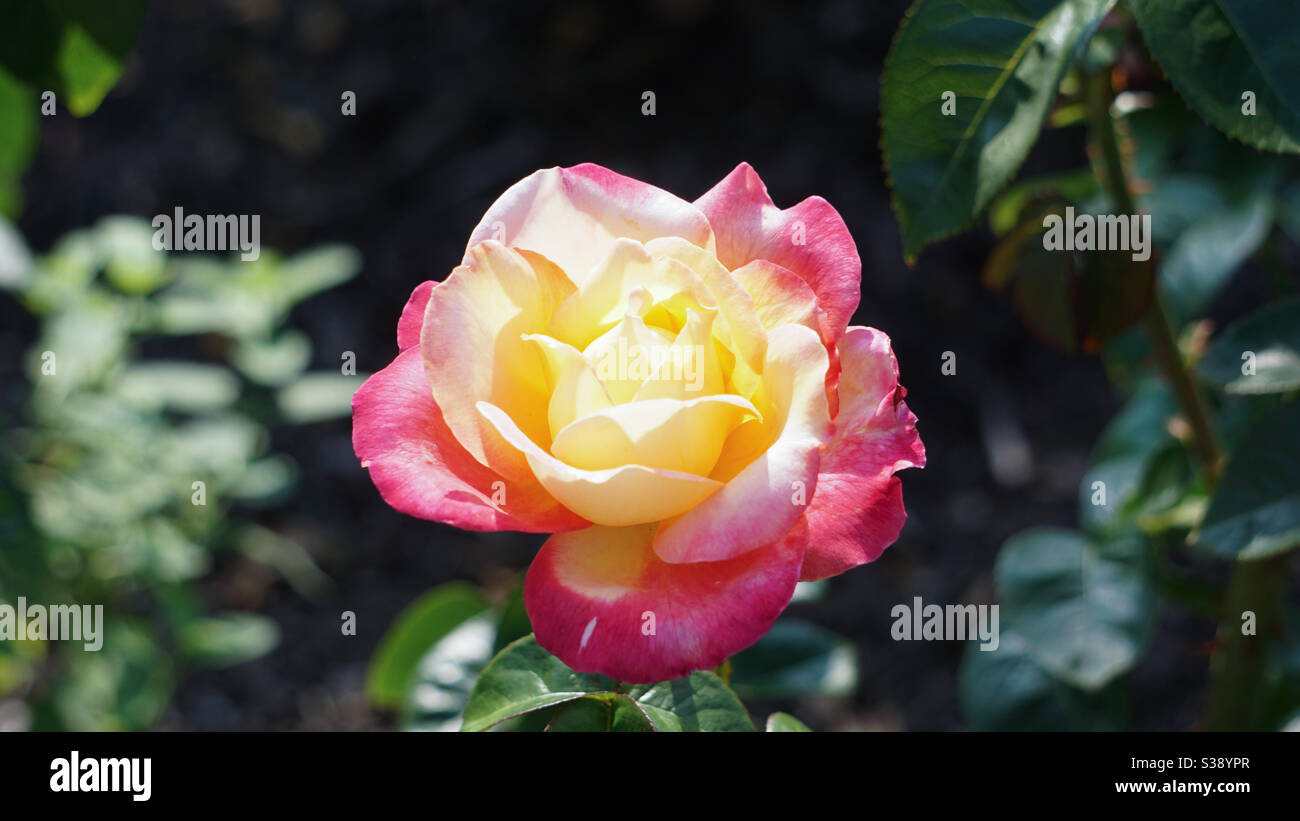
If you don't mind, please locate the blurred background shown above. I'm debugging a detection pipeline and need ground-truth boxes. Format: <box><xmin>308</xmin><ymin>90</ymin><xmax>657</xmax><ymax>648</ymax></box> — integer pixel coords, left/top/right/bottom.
<box><xmin>1</xmin><ymin>0</ymin><xmax>1292</xmax><ymax>731</ymax></box>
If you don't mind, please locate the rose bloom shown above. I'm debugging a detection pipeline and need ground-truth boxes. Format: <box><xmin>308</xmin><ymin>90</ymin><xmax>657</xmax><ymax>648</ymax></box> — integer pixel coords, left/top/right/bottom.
<box><xmin>353</xmin><ymin>163</ymin><xmax>924</xmax><ymax>683</ymax></box>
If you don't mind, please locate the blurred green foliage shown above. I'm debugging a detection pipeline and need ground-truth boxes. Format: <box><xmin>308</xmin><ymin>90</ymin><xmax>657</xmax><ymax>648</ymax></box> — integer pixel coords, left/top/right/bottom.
<box><xmin>0</xmin><ymin>215</ymin><xmax>360</xmax><ymax>729</ymax></box>
<box><xmin>884</xmin><ymin>1</ymin><xmax>1300</xmax><ymax>730</ymax></box>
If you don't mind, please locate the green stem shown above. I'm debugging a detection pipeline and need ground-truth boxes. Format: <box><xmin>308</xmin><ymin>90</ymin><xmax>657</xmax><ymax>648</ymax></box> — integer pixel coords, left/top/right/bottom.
<box><xmin>1085</xmin><ymin>68</ymin><xmax>1278</xmax><ymax>730</ymax></box>
<box><xmin>1205</xmin><ymin>557</ymin><xmax>1286</xmax><ymax>730</ymax></box>
<box><xmin>1084</xmin><ymin>71</ymin><xmax>1221</xmax><ymax>477</ymax></box>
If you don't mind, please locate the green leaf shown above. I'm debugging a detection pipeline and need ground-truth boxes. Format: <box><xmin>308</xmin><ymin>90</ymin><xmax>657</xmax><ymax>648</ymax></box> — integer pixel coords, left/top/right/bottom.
<box><xmin>180</xmin><ymin>613</ymin><xmax>280</xmax><ymax>668</ymax></box>
<box><xmin>229</xmin><ymin>455</ymin><xmax>299</xmax><ymax>505</ymax></box>
<box><xmin>543</xmin><ymin>695</ymin><xmax>624</xmax><ymax>732</ymax></box>
<box><xmin>1158</xmin><ymin>190</ymin><xmax>1273</xmax><ymax>322</ymax></box>
<box><xmin>403</xmin><ymin>614</ymin><xmax>498</xmax><ymax>731</ymax></box>
<box><xmin>996</xmin><ymin>528</ymin><xmax>1156</xmax><ymax>689</ymax></box>
<box><xmin>1092</xmin><ymin>378</ymin><xmax>1177</xmax><ymax>463</ymax></box>
<box><xmin>766</xmin><ymin>712</ymin><xmax>812</xmax><ymax>732</ymax></box>
<box><xmin>367</xmin><ymin>583</ymin><xmax>488</xmax><ymax>709</ymax></box>
<box><xmin>1130</xmin><ymin>0</ymin><xmax>1300</xmax><ymax>154</ymax></box>
<box><xmin>1196</xmin><ymin>402</ymin><xmax>1300</xmax><ymax>559</ymax></box>
<box><xmin>960</xmin><ymin>630</ymin><xmax>1127</xmax><ymax>730</ymax></box>
<box><xmin>116</xmin><ymin>362</ymin><xmax>241</xmax><ymax>413</ymax></box>
<box><xmin>98</xmin><ymin>215</ymin><xmax>169</xmax><ymax>294</ymax></box>
<box><xmin>1278</xmin><ymin>180</ymin><xmax>1300</xmax><ymax>245</ymax></box>
<box><xmin>461</xmin><ymin>635</ymin><xmax>616</xmax><ymax>731</ymax></box>
<box><xmin>729</xmin><ymin>618</ymin><xmax>857</xmax><ymax>700</ymax></box>
<box><xmin>491</xmin><ymin>582</ymin><xmax>532</xmax><ymax>656</ymax></box>
<box><xmin>1200</xmin><ymin>297</ymin><xmax>1300</xmax><ymax>395</ymax></box>
<box><xmin>0</xmin><ymin>216</ymin><xmax>34</xmax><ymax>288</ymax></box>
<box><xmin>276</xmin><ymin>372</ymin><xmax>364</xmax><ymax>423</ymax></box>
<box><xmin>278</xmin><ymin>244</ymin><xmax>361</xmax><ymax>305</ymax></box>
<box><xmin>231</xmin><ymin>330</ymin><xmax>313</xmax><ymax>387</ymax></box>
<box><xmin>881</xmin><ymin>0</ymin><xmax>1116</xmax><ymax>260</ymax></box>
<box><xmin>988</xmin><ymin>167</ymin><xmax>1099</xmax><ymax>236</ymax></box>
<box><xmin>1078</xmin><ymin>454</ymin><xmax>1146</xmax><ymax>536</ymax></box>
<box><xmin>0</xmin><ymin>69</ymin><xmax>37</xmax><ymax>217</ymax></box>
<box><xmin>622</xmin><ymin>672</ymin><xmax>757</xmax><ymax>732</ymax></box>
<box><xmin>0</xmin><ymin>1</ymin><xmax>145</xmax><ymax>116</ymax></box>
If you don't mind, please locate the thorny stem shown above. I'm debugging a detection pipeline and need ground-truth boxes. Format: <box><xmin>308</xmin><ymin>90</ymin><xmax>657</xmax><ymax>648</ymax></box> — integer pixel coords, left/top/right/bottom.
<box><xmin>1084</xmin><ymin>68</ymin><xmax>1277</xmax><ymax>730</ymax></box>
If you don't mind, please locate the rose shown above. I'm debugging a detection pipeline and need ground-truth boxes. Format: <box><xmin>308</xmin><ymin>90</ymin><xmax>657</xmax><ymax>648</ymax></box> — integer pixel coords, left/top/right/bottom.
<box><xmin>352</xmin><ymin>163</ymin><xmax>924</xmax><ymax>683</ymax></box>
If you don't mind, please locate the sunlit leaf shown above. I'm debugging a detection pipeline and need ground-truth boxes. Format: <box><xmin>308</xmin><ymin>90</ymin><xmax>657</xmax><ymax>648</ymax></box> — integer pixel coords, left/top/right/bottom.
<box><xmin>882</xmin><ymin>0</ymin><xmax>1116</xmax><ymax>260</ymax></box>
<box><xmin>461</xmin><ymin>635</ymin><xmax>616</xmax><ymax>732</ymax></box>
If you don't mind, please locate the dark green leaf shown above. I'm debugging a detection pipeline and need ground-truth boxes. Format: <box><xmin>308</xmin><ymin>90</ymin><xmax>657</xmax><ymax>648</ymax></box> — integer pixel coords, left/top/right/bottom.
<box><xmin>1130</xmin><ymin>0</ymin><xmax>1300</xmax><ymax>154</ymax></box>
<box><xmin>1159</xmin><ymin>190</ymin><xmax>1273</xmax><ymax>322</ymax></box>
<box><xmin>1197</xmin><ymin>402</ymin><xmax>1300</xmax><ymax>559</ymax></box>
<box><xmin>729</xmin><ymin>618</ymin><xmax>857</xmax><ymax>700</ymax></box>
<box><xmin>960</xmin><ymin>629</ymin><xmax>1127</xmax><ymax>730</ymax></box>
<box><xmin>882</xmin><ymin>0</ymin><xmax>1116</xmax><ymax>260</ymax></box>
<box><xmin>996</xmin><ymin>528</ymin><xmax>1156</xmax><ymax>689</ymax></box>
<box><xmin>1200</xmin><ymin>297</ymin><xmax>1300</xmax><ymax>395</ymax></box>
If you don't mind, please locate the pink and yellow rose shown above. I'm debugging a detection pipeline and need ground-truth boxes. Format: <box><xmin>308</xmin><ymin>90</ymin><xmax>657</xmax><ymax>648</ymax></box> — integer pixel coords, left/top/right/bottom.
<box><xmin>352</xmin><ymin>163</ymin><xmax>924</xmax><ymax>682</ymax></box>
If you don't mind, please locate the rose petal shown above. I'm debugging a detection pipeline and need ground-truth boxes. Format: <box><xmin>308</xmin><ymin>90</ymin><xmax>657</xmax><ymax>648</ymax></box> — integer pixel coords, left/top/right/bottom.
<box><xmin>630</xmin><ymin>306</ymin><xmax>726</xmax><ymax>402</ymax></box>
<box><xmin>352</xmin><ymin>348</ymin><xmax>588</xmax><ymax>533</ymax></box>
<box><xmin>730</xmin><ymin>259</ymin><xmax>826</xmax><ymax>341</ymax></box>
<box><xmin>550</xmin><ymin>394</ymin><xmax>758</xmax><ymax>476</ymax></box>
<box><xmin>522</xmin><ymin>333</ymin><xmax>614</xmax><ymax>439</ymax></box>
<box><xmin>547</xmin><ymin>237</ymin><xmax>709</xmax><ymax>351</ymax></box>
<box><xmin>652</xmin><ymin>323</ymin><xmax>831</xmax><ymax>563</ymax></box>
<box><xmin>644</xmin><ymin>236</ymin><xmax>768</xmax><ymax>374</ymax></box>
<box><xmin>466</xmin><ymin>165</ymin><xmax>715</xmax><ymax>286</ymax></box>
<box><xmin>397</xmin><ymin>280</ymin><xmax>434</xmax><ymax>351</ymax></box>
<box><xmin>477</xmin><ymin>401</ymin><xmax>724</xmax><ymax>526</ymax></box>
<box><xmin>796</xmin><ymin>326</ymin><xmax>925</xmax><ymax>580</ymax></box>
<box><xmin>694</xmin><ymin>163</ymin><xmax>860</xmax><ymax>343</ymax></box>
<box><xmin>525</xmin><ymin>521</ymin><xmax>805</xmax><ymax>682</ymax></box>
<box><xmin>422</xmin><ymin>241</ymin><xmax>575</xmax><ymax>481</ymax></box>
